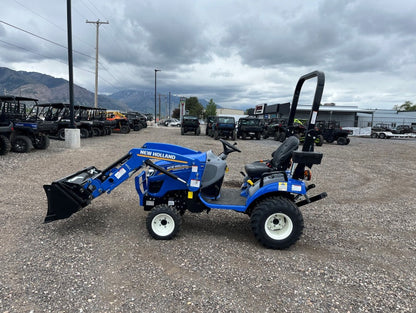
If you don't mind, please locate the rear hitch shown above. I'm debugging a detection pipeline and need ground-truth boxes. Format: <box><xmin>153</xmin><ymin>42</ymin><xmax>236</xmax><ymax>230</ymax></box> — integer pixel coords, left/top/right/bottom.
<box><xmin>296</xmin><ymin>192</ymin><xmax>327</xmax><ymax>207</ymax></box>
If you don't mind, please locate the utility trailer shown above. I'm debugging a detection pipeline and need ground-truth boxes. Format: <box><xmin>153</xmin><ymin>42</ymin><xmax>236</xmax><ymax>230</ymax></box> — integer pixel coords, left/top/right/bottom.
<box><xmin>371</xmin><ymin>131</ymin><xmax>416</xmax><ymax>139</ymax></box>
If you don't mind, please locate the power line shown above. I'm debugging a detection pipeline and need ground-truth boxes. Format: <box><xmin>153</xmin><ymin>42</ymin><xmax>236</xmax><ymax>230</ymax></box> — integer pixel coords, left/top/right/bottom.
<box><xmin>0</xmin><ymin>38</ymin><xmax>96</xmax><ymax>75</ymax></box>
<box><xmin>12</xmin><ymin>0</ymin><xmax>95</xmax><ymax>51</ymax></box>
<box><xmin>0</xmin><ymin>19</ymin><xmax>94</xmax><ymax>60</ymax></box>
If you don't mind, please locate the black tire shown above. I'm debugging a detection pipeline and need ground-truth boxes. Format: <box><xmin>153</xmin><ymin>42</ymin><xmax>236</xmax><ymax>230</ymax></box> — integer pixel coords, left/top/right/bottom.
<box><xmin>279</xmin><ymin>132</ymin><xmax>286</xmax><ymax>142</ymax></box>
<box><xmin>346</xmin><ymin>138</ymin><xmax>350</xmax><ymax>145</ymax></box>
<box><xmin>315</xmin><ymin>135</ymin><xmax>324</xmax><ymax>146</ymax></box>
<box><xmin>92</xmin><ymin>127</ymin><xmax>100</xmax><ymax>137</ymax></box>
<box><xmin>378</xmin><ymin>133</ymin><xmax>386</xmax><ymax>139</ymax></box>
<box><xmin>370</xmin><ymin>132</ymin><xmax>378</xmax><ymax>139</ymax></box>
<box><xmin>231</xmin><ymin>130</ymin><xmax>236</xmax><ymax>141</ymax></box>
<box><xmin>33</xmin><ymin>135</ymin><xmax>50</xmax><ymax>149</ymax></box>
<box><xmin>196</xmin><ymin>127</ymin><xmax>201</xmax><ymax>136</ymax></box>
<box><xmin>120</xmin><ymin>125</ymin><xmax>130</xmax><ymax>134</ymax></box>
<box><xmin>80</xmin><ymin>128</ymin><xmax>90</xmax><ymax>138</ymax></box>
<box><xmin>274</xmin><ymin>131</ymin><xmax>279</xmax><ymax>141</ymax></box>
<box><xmin>256</xmin><ymin>132</ymin><xmax>261</xmax><ymax>140</ymax></box>
<box><xmin>337</xmin><ymin>137</ymin><xmax>347</xmax><ymax>145</ymax></box>
<box><xmin>263</xmin><ymin>131</ymin><xmax>269</xmax><ymax>139</ymax></box>
<box><xmin>146</xmin><ymin>205</ymin><xmax>182</xmax><ymax>240</ymax></box>
<box><xmin>58</xmin><ymin>128</ymin><xmax>65</xmax><ymax>140</ymax></box>
<box><xmin>242</xmin><ymin>132</ymin><xmax>247</xmax><ymax>140</ymax></box>
<box><xmin>0</xmin><ymin>135</ymin><xmax>11</xmax><ymax>155</ymax></box>
<box><xmin>250</xmin><ymin>196</ymin><xmax>304</xmax><ymax>250</ymax></box>
<box><xmin>181</xmin><ymin>128</ymin><xmax>185</xmax><ymax>135</ymax></box>
<box><xmin>12</xmin><ymin>135</ymin><xmax>32</xmax><ymax>153</ymax></box>
<box><xmin>214</xmin><ymin>130</ymin><xmax>219</xmax><ymax>140</ymax></box>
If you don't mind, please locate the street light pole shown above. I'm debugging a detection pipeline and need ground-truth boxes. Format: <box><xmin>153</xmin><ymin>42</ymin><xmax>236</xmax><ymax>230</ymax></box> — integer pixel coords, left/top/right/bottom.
<box><xmin>154</xmin><ymin>69</ymin><xmax>161</xmax><ymax>123</ymax></box>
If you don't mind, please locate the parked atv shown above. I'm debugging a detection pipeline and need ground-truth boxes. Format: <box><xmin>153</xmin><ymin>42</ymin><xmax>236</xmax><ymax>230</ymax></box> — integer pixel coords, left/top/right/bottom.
<box><xmin>181</xmin><ymin>115</ymin><xmax>201</xmax><ymax>135</ymax></box>
<box><xmin>237</xmin><ymin>117</ymin><xmax>264</xmax><ymax>140</ymax></box>
<box><xmin>0</xmin><ymin>96</ymin><xmax>54</xmax><ymax>152</ymax></box>
<box><xmin>28</xmin><ymin>103</ymin><xmax>92</xmax><ymax>140</ymax></box>
<box><xmin>106</xmin><ymin>111</ymin><xmax>130</xmax><ymax>134</ymax></box>
<box><xmin>315</xmin><ymin>120</ymin><xmax>350</xmax><ymax>145</ymax></box>
<box><xmin>43</xmin><ymin>71</ymin><xmax>327</xmax><ymax>250</ymax></box>
<box><xmin>263</xmin><ymin>118</ymin><xmax>287</xmax><ymax>142</ymax></box>
<box><xmin>123</xmin><ymin>111</ymin><xmax>147</xmax><ymax>131</ymax></box>
<box><xmin>211</xmin><ymin>116</ymin><xmax>236</xmax><ymax>140</ymax></box>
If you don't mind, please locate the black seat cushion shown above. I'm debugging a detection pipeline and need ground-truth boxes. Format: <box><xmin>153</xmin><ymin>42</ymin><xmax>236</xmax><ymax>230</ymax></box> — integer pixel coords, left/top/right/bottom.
<box><xmin>244</xmin><ymin>161</ymin><xmax>272</xmax><ymax>178</ymax></box>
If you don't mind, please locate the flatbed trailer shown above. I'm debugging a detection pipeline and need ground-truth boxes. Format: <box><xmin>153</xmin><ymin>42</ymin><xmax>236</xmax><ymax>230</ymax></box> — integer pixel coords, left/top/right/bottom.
<box><xmin>371</xmin><ymin>131</ymin><xmax>416</xmax><ymax>139</ymax></box>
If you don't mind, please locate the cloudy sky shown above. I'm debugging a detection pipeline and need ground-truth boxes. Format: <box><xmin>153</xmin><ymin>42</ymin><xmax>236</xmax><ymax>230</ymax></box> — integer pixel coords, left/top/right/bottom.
<box><xmin>1</xmin><ymin>0</ymin><xmax>415</xmax><ymax>110</ymax></box>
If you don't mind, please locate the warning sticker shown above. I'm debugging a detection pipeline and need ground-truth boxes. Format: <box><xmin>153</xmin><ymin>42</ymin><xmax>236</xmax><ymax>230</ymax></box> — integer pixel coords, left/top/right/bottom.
<box><xmin>291</xmin><ymin>185</ymin><xmax>302</xmax><ymax>192</ymax></box>
<box><xmin>190</xmin><ymin>180</ymin><xmax>200</xmax><ymax>188</ymax></box>
<box><xmin>278</xmin><ymin>182</ymin><xmax>287</xmax><ymax>191</ymax></box>
<box><xmin>115</xmin><ymin>167</ymin><xmax>126</xmax><ymax>179</ymax></box>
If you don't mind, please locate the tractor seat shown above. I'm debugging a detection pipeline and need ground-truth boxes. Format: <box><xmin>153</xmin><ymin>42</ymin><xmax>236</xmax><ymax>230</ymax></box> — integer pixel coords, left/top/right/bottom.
<box><xmin>244</xmin><ymin>161</ymin><xmax>272</xmax><ymax>178</ymax></box>
<box><xmin>245</xmin><ymin>136</ymin><xmax>299</xmax><ymax>178</ymax></box>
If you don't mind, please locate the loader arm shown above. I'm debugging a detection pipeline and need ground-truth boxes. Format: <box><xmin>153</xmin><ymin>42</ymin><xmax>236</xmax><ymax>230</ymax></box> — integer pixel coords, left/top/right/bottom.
<box><xmin>44</xmin><ymin>144</ymin><xmax>202</xmax><ymax>223</ymax></box>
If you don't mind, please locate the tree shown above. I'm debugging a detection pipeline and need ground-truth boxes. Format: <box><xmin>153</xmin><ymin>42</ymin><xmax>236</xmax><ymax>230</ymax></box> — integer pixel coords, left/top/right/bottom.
<box><xmin>395</xmin><ymin>101</ymin><xmax>416</xmax><ymax>111</ymax></box>
<box><xmin>185</xmin><ymin>97</ymin><xmax>204</xmax><ymax>117</ymax></box>
<box><xmin>172</xmin><ymin>108</ymin><xmax>180</xmax><ymax>119</ymax></box>
<box><xmin>204</xmin><ymin>99</ymin><xmax>217</xmax><ymax>118</ymax></box>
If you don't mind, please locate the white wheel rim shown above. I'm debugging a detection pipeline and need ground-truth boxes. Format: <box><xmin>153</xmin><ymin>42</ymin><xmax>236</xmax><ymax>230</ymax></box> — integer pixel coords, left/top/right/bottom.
<box><xmin>152</xmin><ymin>213</ymin><xmax>175</xmax><ymax>237</ymax></box>
<box><xmin>264</xmin><ymin>213</ymin><xmax>293</xmax><ymax>240</ymax></box>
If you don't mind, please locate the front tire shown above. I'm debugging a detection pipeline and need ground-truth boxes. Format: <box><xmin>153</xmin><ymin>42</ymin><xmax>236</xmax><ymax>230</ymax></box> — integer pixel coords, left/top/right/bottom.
<box><xmin>146</xmin><ymin>205</ymin><xmax>182</xmax><ymax>240</ymax></box>
<box><xmin>12</xmin><ymin>135</ymin><xmax>32</xmax><ymax>153</ymax></box>
<box><xmin>250</xmin><ymin>197</ymin><xmax>304</xmax><ymax>249</ymax></box>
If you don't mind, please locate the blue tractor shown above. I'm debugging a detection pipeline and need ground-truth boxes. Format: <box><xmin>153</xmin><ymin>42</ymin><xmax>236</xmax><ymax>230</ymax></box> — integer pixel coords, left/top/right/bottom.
<box><xmin>44</xmin><ymin>71</ymin><xmax>327</xmax><ymax>249</ymax></box>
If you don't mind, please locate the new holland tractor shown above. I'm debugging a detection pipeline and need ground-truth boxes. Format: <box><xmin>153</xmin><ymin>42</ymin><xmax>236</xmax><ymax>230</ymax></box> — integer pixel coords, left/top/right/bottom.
<box><xmin>44</xmin><ymin>71</ymin><xmax>327</xmax><ymax>249</ymax></box>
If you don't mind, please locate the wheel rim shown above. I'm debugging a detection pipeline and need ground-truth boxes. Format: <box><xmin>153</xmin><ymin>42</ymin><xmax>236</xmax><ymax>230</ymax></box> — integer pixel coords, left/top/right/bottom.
<box><xmin>151</xmin><ymin>213</ymin><xmax>175</xmax><ymax>237</ymax></box>
<box><xmin>14</xmin><ymin>138</ymin><xmax>28</xmax><ymax>152</ymax></box>
<box><xmin>264</xmin><ymin>213</ymin><xmax>293</xmax><ymax>240</ymax></box>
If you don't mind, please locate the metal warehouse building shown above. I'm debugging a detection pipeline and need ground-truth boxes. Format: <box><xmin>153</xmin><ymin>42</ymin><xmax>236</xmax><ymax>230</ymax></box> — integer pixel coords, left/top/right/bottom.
<box><xmin>254</xmin><ymin>103</ymin><xmax>374</xmax><ymax>127</ymax></box>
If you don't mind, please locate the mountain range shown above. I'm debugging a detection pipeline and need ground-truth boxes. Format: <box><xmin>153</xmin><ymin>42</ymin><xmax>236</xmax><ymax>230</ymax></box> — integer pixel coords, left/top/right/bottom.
<box><xmin>0</xmin><ymin>67</ymin><xmax>209</xmax><ymax>115</ymax></box>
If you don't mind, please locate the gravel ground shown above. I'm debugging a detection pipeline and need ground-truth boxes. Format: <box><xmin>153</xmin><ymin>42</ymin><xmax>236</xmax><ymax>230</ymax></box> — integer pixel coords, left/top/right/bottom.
<box><xmin>0</xmin><ymin>126</ymin><xmax>415</xmax><ymax>313</ymax></box>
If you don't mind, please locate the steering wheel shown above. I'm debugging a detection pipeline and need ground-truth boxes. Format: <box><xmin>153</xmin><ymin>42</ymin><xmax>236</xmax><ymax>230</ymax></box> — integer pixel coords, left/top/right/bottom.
<box><xmin>219</xmin><ymin>138</ymin><xmax>241</xmax><ymax>154</ymax></box>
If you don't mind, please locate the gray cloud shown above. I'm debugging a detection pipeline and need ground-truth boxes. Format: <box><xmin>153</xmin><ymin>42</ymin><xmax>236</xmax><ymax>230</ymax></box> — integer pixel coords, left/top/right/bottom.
<box><xmin>1</xmin><ymin>0</ymin><xmax>415</xmax><ymax>109</ymax></box>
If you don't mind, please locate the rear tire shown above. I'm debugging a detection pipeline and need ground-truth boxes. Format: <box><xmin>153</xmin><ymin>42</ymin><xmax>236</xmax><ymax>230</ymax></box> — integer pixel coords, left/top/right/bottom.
<box><xmin>146</xmin><ymin>205</ymin><xmax>182</xmax><ymax>240</ymax></box>
<box><xmin>0</xmin><ymin>135</ymin><xmax>11</xmax><ymax>155</ymax></box>
<box><xmin>33</xmin><ymin>135</ymin><xmax>50</xmax><ymax>149</ymax></box>
<box><xmin>337</xmin><ymin>137</ymin><xmax>347</xmax><ymax>145</ymax></box>
<box><xmin>120</xmin><ymin>125</ymin><xmax>130</xmax><ymax>134</ymax></box>
<box><xmin>250</xmin><ymin>196</ymin><xmax>303</xmax><ymax>249</ymax></box>
<box><xmin>58</xmin><ymin>128</ymin><xmax>65</xmax><ymax>140</ymax></box>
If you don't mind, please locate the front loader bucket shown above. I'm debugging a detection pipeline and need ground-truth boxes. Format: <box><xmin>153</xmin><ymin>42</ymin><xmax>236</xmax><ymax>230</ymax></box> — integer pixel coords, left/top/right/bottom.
<box><xmin>43</xmin><ymin>166</ymin><xmax>100</xmax><ymax>223</ymax></box>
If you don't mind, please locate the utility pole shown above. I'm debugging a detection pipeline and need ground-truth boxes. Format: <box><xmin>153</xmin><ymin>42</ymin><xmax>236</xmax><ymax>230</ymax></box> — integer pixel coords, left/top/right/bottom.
<box><xmin>154</xmin><ymin>69</ymin><xmax>161</xmax><ymax>123</ymax></box>
<box><xmin>158</xmin><ymin>94</ymin><xmax>161</xmax><ymax>121</ymax></box>
<box><xmin>168</xmin><ymin>91</ymin><xmax>171</xmax><ymax>118</ymax></box>
<box><xmin>86</xmin><ymin>19</ymin><xmax>109</xmax><ymax>108</ymax></box>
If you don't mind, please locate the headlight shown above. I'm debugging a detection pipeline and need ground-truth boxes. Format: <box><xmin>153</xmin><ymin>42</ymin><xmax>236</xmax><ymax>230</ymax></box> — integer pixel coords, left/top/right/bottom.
<box><xmin>147</xmin><ymin>168</ymin><xmax>156</xmax><ymax>177</ymax></box>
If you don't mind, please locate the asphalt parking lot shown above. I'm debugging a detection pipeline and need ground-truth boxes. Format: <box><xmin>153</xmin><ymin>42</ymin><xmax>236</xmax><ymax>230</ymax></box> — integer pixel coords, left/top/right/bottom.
<box><xmin>0</xmin><ymin>126</ymin><xmax>415</xmax><ymax>312</ymax></box>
